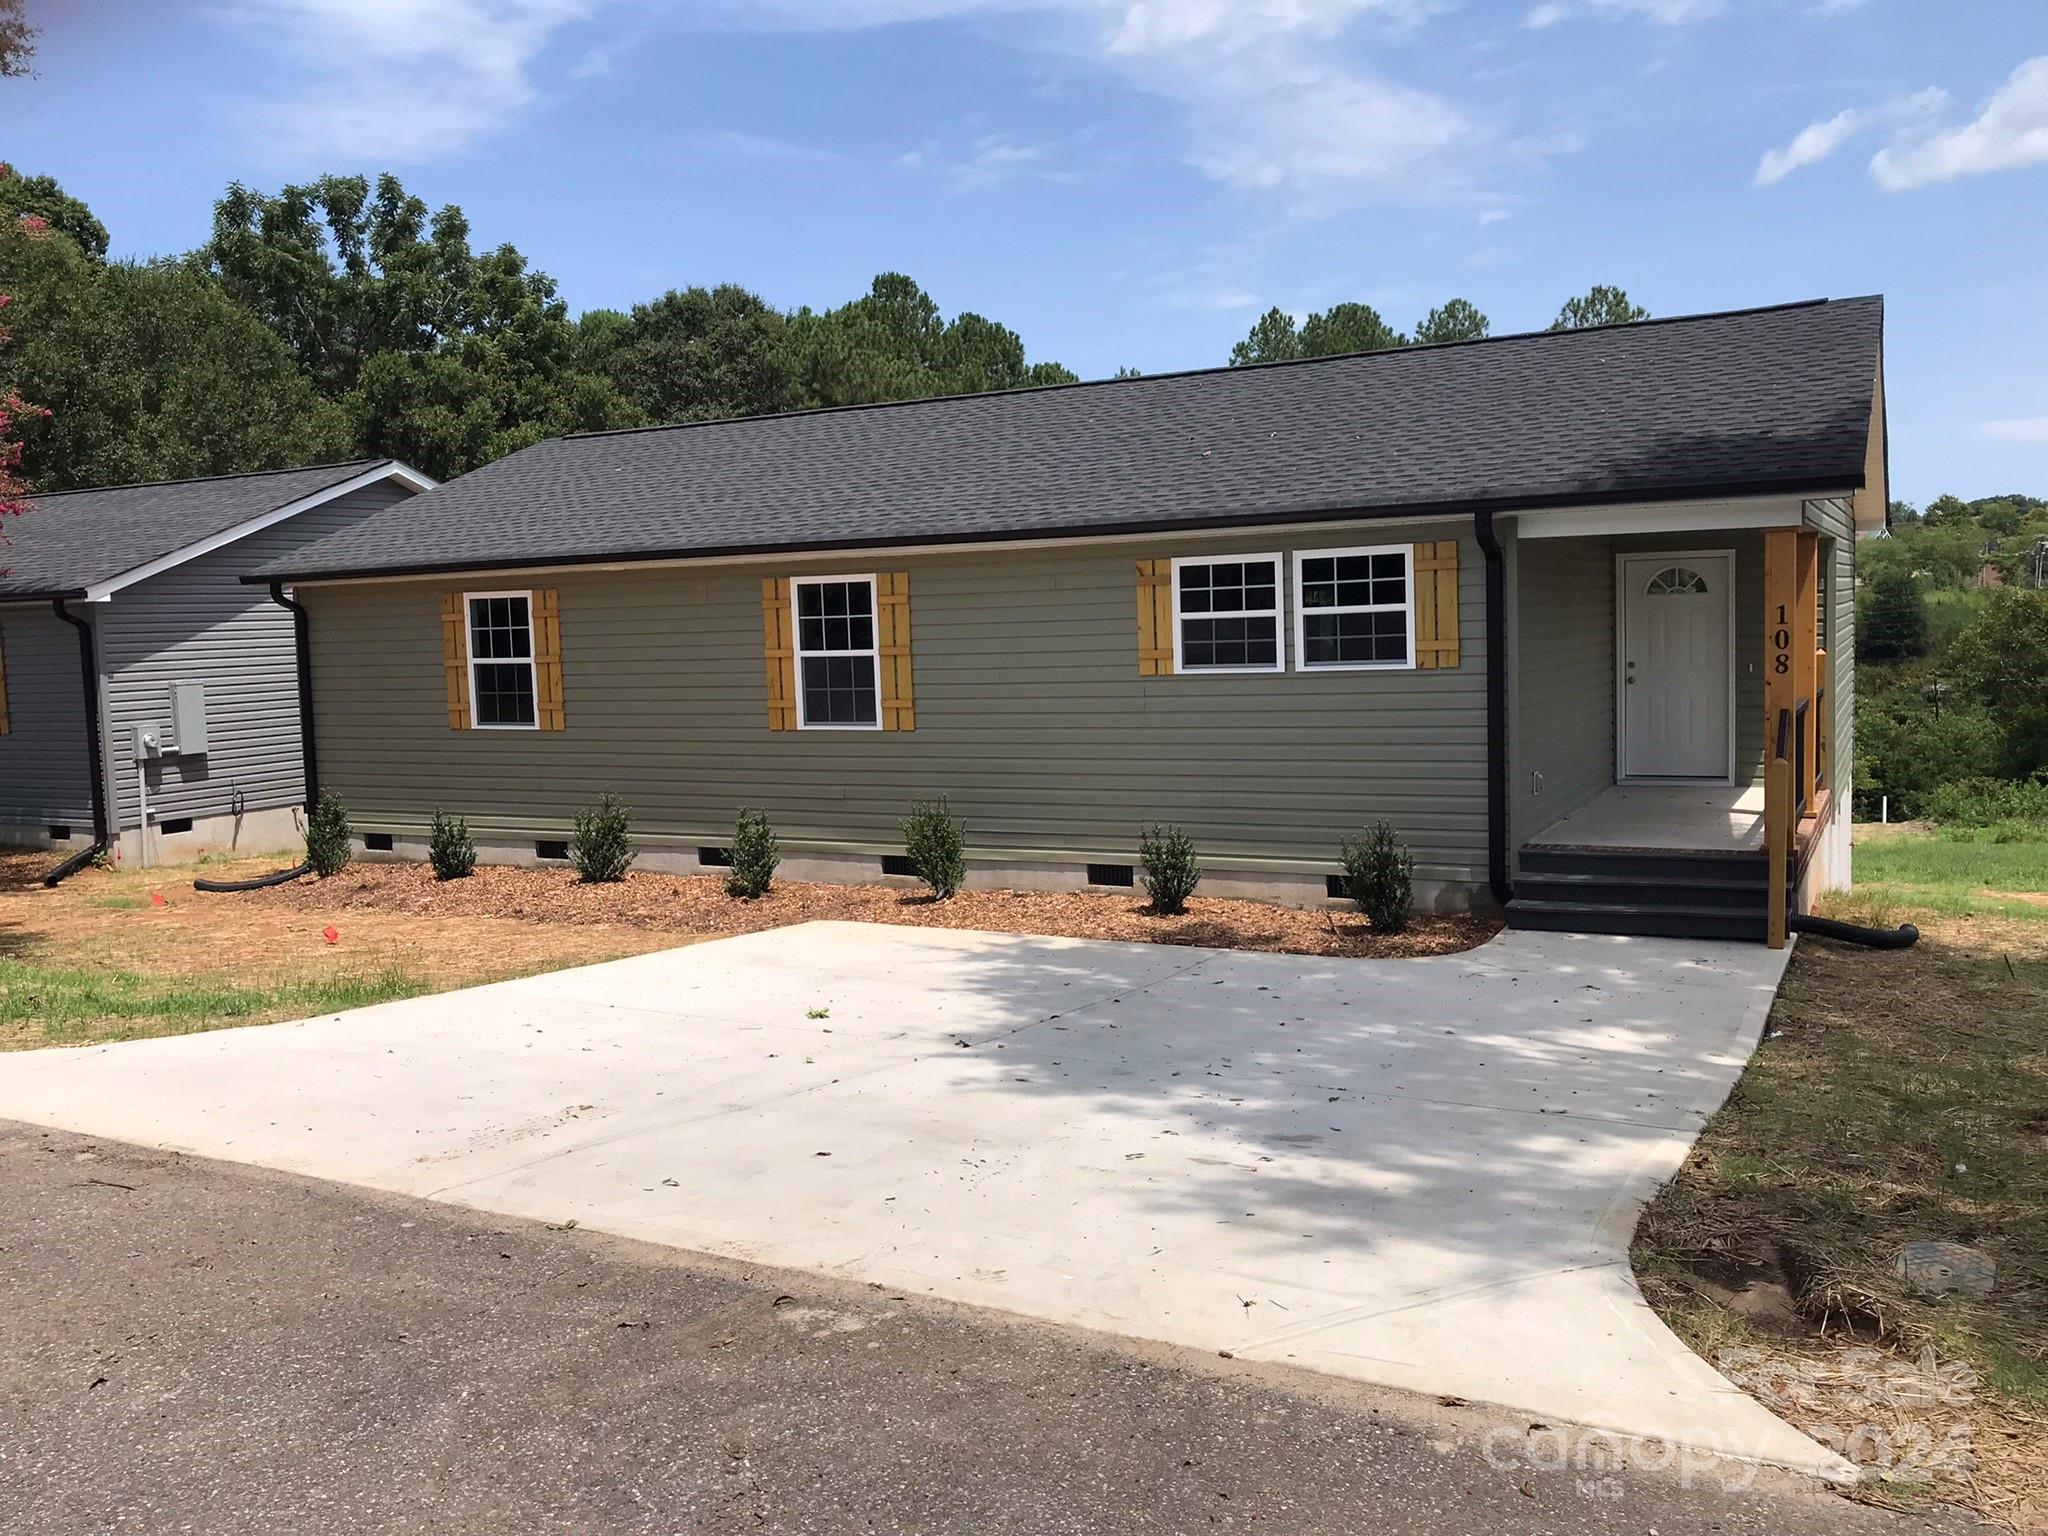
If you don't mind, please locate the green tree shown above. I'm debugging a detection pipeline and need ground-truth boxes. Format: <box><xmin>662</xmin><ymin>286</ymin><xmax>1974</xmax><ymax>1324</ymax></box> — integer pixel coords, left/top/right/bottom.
<box><xmin>787</xmin><ymin>273</ymin><xmax>1073</xmax><ymax>407</ymax></box>
<box><xmin>1857</xmin><ymin>565</ymin><xmax>1929</xmax><ymax>661</ymax></box>
<box><xmin>1229</xmin><ymin>307</ymin><xmax>1301</xmax><ymax>366</ymax></box>
<box><xmin>1922</xmin><ymin>493</ymin><xmax>1971</xmax><ymax>526</ymax></box>
<box><xmin>1300</xmin><ymin>302</ymin><xmax>1404</xmax><ymax>356</ymax></box>
<box><xmin>205</xmin><ymin>172</ymin><xmax>634</xmax><ymax>478</ymax></box>
<box><xmin>595</xmin><ymin>283</ymin><xmax>791</xmax><ymax>426</ymax></box>
<box><xmin>1947</xmin><ymin>588</ymin><xmax>2048</xmax><ymax>775</ymax></box>
<box><xmin>1412</xmin><ymin>298</ymin><xmax>1490</xmax><ymax>345</ymax></box>
<box><xmin>1550</xmin><ymin>285</ymin><xmax>1648</xmax><ymax>331</ymax></box>
<box><xmin>1853</xmin><ymin>681</ymin><xmax>2002</xmax><ymax>819</ymax></box>
<box><xmin>1</xmin><ymin>217</ymin><xmax>350</xmax><ymax>490</ymax></box>
<box><xmin>0</xmin><ymin>165</ymin><xmax>108</xmax><ymax>259</ymax></box>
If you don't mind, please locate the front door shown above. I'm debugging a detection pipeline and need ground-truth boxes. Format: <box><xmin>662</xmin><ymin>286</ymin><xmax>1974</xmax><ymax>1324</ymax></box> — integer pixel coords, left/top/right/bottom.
<box><xmin>1618</xmin><ymin>552</ymin><xmax>1732</xmax><ymax>780</ymax></box>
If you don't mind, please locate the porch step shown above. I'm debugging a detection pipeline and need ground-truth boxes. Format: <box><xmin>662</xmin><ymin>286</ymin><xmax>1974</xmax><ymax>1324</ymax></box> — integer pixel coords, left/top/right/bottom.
<box><xmin>1513</xmin><ymin>870</ymin><xmax>1768</xmax><ymax>911</ymax></box>
<box><xmin>1519</xmin><ymin>846</ymin><xmax>1773</xmax><ymax>886</ymax></box>
<box><xmin>1505</xmin><ymin>898</ymin><xmax>1768</xmax><ymax>944</ymax></box>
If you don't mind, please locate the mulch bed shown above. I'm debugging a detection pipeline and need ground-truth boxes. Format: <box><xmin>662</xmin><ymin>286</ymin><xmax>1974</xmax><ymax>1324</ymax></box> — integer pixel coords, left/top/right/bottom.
<box><xmin>229</xmin><ymin>861</ymin><xmax>1500</xmax><ymax>961</ymax></box>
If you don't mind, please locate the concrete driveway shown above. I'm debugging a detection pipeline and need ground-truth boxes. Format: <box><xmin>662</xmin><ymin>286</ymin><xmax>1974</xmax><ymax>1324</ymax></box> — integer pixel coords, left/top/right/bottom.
<box><xmin>0</xmin><ymin>921</ymin><xmax>1825</xmax><ymax>1475</ymax></box>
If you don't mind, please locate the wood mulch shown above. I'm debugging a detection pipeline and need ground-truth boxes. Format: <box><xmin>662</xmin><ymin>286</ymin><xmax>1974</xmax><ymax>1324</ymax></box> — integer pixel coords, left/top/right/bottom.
<box><xmin>228</xmin><ymin>859</ymin><xmax>1500</xmax><ymax>960</ymax></box>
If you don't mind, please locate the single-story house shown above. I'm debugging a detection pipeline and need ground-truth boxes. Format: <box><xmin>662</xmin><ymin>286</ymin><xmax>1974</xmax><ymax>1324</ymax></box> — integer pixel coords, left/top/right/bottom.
<box><xmin>253</xmin><ymin>299</ymin><xmax>1885</xmax><ymax>945</ymax></box>
<box><xmin>0</xmin><ymin>459</ymin><xmax>432</xmax><ymax>875</ymax></box>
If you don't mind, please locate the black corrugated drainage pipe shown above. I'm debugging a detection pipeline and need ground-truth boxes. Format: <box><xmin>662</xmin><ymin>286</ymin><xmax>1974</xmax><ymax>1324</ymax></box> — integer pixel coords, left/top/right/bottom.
<box><xmin>42</xmin><ymin>599</ymin><xmax>112</xmax><ymax>887</ymax></box>
<box><xmin>1473</xmin><ymin>510</ymin><xmax>1512</xmax><ymax>910</ymax></box>
<box><xmin>1790</xmin><ymin>913</ymin><xmax>1919</xmax><ymax>949</ymax></box>
<box><xmin>193</xmin><ymin>580</ymin><xmax>320</xmax><ymax>894</ymax></box>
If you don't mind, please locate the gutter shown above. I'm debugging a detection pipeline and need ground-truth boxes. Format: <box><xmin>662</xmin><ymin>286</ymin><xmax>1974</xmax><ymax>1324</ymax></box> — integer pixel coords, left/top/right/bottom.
<box><xmin>1473</xmin><ymin>511</ymin><xmax>1513</xmax><ymax>910</ymax></box>
<box><xmin>42</xmin><ymin>599</ymin><xmax>112</xmax><ymax>886</ymax></box>
<box><xmin>267</xmin><ymin>581</ymin><xmax>318</xmax><ymax>808</ymax></box>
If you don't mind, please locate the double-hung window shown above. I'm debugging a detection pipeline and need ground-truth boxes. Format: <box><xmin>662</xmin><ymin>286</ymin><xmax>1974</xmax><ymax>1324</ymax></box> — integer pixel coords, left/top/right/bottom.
<box><xmin>466</xmin><ymin>591</ymin><xmax>539</xmax><ymax>728</ymax></box>
<box><xmin>1171</xmin><ymin>554</ymin><xmax>1283</xmax><ymax>673</ymax></box>
<box><xmin>794</xmin><ymin>575</ymin><xmax>881</xmax><ymax>729</ymax></box>
<box><xmin>1293</xmin><ymin>546</ymin><xmax>1414</xmax><ymax>670</ymax></box>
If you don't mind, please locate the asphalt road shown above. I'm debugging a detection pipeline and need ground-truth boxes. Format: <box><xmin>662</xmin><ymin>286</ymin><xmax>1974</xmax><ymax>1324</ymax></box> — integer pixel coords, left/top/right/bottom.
<box><xmin>0</xmin><ymin>1122</ymin><xmax>1986</xmax><ymax>1536</ymax></box>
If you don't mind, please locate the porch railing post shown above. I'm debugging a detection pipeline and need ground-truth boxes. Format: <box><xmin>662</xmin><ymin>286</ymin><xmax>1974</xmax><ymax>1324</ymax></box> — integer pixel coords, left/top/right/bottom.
<box><xmin>1764</xmin><ymin>529</ymin><xmax>1801</xmax><ymax>949</ymax></box>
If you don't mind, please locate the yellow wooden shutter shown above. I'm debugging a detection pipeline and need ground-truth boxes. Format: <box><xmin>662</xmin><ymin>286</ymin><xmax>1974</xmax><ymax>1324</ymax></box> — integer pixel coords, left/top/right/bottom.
<box><xmin>877</xmin><ymin>571</ymin><xmax>915</xmax><ymax>731</ymax></box>
<box><xmin>532</xmin><ymin>588</ymin><xmax>565</xmax><ymax>731</ymax></box>
<box><xmin>441</xmin><ymin>592</ymin><xmax>471</xmax><ymax>730</ymax></box>
<box><xmin>1412</xmin><ymin>541</ymin><xmax>1460</xmax><ymax>669</ymax></box>
<box><xmin>0</xmin><ymin>624</ymin><xmax>11</xmax><ymax>734</ymax></box>
<box><xmin>1136</xmin><ymin>559</ymin><xmax>1174</xmax><ymax>676</ymax></box>
<box><xmin>762</xmin><ymin>578</ymin><xmax>797</xmax><ymax>730</ymax></box>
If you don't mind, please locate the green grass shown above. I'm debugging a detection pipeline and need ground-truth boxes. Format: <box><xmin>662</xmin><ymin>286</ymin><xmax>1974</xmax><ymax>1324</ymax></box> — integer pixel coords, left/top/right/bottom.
<box><xmin>0</xmin><ymin>959</ymin><xmax>426</xmax><ymax>1047</ymax></box>
<box><xmin>1842</xmin><ymin>825</ymin><xmax>2048</xmax><ymax>921</ymax></box>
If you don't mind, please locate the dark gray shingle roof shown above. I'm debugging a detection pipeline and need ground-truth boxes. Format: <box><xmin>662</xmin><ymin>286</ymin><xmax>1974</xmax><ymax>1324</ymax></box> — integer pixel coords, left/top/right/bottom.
<box><xmin>0</xmin><ymin>460</ymin><xmax>394</xmax><ymax>600</ymax></box>
<box><xmin>259</xmin><ymin>298</ymin><xmax>1882</xmax><ymax>583</ymax></box>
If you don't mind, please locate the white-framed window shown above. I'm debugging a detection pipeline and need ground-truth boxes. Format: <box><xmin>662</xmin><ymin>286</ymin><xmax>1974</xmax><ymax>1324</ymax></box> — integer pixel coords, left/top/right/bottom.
<box><xmin>793</xmin><ymin>574</ymin><xmax>881</xmax><ymax>729</ymax></box>
<box><xmin>465</xmin><ymin>590</ymin><xmax>539</xmax><ymax>729</ymax></box>
<box><xmin>1171</xmin><ymin>553</ymin><xmax>1284</xmax><ymax>673</ymax></box>
<box><xmin>1292</xmin><ymin>545</ymin><xmax>1415</xmax><ymax>671</ymax></box>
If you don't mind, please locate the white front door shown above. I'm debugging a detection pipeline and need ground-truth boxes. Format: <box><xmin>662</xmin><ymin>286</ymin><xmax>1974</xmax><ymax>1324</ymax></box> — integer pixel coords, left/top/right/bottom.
<box><xmin>1618</xmin><ymin>552</ymin><xmax>1733</xmax><ymax>780</ymax></box>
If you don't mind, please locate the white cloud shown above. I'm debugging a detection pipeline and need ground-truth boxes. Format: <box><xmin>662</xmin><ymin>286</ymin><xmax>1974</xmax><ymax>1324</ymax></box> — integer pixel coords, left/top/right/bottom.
<box><xmin>1523</xmin><ymin>0</ymin><xmax>1721</xmax><ymax>27</ymax></box>
<box><xmin>1811</xmin><ymin>0</ymin><xmax>1869</xmax><ymax>12</ymax></box>
<box><xmin>212</xmin><ymin>0</ymin><xmax>1511</xmax><ymax>201</ymax></box>
<box><xmin>706</xmin><ymin>1</ymin><xmax>1479</xmax><ymax>200</ymax></box>
<box><xmin>1982</xmin><ymin>416</ymin><xmax>2048</xmax><ymax>444</ymax></box>
<box><xmin>214</xmin><ymin>0</ymin><xmax>594</xmax><ymax>160</ymax></box>
<box><xmin>1871</xmin><ymin>56</ymin><xmax>2048</xmax><ymax>191</ymax></box>
<box><xmin>1753</xmin><ymin>88</ymin><xmax>1944</xmax><ymax>186</ymax></box>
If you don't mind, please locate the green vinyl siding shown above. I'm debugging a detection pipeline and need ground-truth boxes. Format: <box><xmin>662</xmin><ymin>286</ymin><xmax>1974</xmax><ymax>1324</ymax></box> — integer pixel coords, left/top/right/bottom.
<box><xmin>304</xmin><ymin>523</ymin><xmax>1489</xmax><ymax>887</ymax></box>
<box><xmin>1803</xmin><ymin>496</ymin><xmax>1857</xmax><ymax>803</ymax></box>
<box><xmin>1511</xmin><ymin>535</ymin><xmax>1614</xmax><ymax>843</ymax></box>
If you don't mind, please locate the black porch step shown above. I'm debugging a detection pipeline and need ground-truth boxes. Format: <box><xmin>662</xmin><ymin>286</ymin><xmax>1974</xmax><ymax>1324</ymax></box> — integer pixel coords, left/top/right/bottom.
<box><xmin>1505</xmin><ymin>898</ymin><xmax>1768</xmax><ymax>943</ymax></box>
<box><xmin>1519</xmin><ymin>845</ymin><xmax>1773</xmax><ymax>886</ymax></box>
<box><xmin>1513</xmin><ymin>870</ymin><xmax>1768</xmax><ymax>911</ymax></box>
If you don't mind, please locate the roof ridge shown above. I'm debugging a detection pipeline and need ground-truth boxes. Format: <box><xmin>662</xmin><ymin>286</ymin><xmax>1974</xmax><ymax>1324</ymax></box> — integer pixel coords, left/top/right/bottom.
<box><xmin>25</xmin><ymin>458</ymin><xmax>388</xmax><ymax>501</ymax></box>
<box><xmin>554</xmin><ymin>295</ymin><xmax>1877</xmax><ymax>449</ymax></box>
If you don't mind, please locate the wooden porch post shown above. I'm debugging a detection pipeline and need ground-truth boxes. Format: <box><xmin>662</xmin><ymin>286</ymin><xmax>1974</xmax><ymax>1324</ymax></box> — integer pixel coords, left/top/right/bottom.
<box><xmin>1764</xmin><ymin>528</ymin><xmax>1800</xmax><ymax>949</ymax></box>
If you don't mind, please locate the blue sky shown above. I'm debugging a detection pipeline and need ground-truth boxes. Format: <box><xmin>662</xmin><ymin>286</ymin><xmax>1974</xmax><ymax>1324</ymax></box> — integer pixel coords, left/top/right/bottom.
<box><xmin>5</xmin><ymin>0</ymin><xmax>2045</xmax><ymax>505</ymax></box>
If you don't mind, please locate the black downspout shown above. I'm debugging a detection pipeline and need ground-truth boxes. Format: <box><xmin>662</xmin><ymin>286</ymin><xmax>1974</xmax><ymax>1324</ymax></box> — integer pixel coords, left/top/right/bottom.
<box><xmin>43</xmin><ymin>599</ymin><xmax>112</xmax><ymax>887</ymax></box>
<box><xmin>268</xmin><ymin>580</ymin><xmax>317</xmax><ymax>809</ymax></box>
<box><xmin>1473</xmin><ymin>511</ymin><xmax>1513</xmax><ymax>910</ymax></box>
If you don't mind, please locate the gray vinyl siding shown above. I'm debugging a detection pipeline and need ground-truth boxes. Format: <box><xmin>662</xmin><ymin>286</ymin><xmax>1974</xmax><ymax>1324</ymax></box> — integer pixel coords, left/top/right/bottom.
<box><xmin>99</xmin><ymin>481</ymin><xmax>417</xmax><ymax>830</ymax></box>
<box><xmin>304</xmin><ymin>523</ymin><xmax>1490</xmax><ymax>886</ymax></box>
<box><xmin>0</xmin><ymin>604</ymin><xmax>95</xmax><ymax>828</ymax></box>
<box><xmin>1511</xmin><ymin>536</ymin><xmax>1614</xmax><ymax>842</ymax></box>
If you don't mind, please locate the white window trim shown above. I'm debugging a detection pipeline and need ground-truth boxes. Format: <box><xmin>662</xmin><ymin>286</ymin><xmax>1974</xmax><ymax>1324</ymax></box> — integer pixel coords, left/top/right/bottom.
<box><xmin>1291</xmin><ymin>544</ymin><xmax>1418</xmax><ymax>673</ymax></box>
<box><xmin>1169</xmin><ymin>552</ymin><xmax>1285</xmax><ymax>675</ymax></box>
<box><xmin>464</xmin><ymin>589</ymin><xmax>540</xmax><ymax>732</ymax></box>
<box><xmin>792</xmin><ymin>573</ymin><xmax>883</xmax><ymax>731</ymax></box>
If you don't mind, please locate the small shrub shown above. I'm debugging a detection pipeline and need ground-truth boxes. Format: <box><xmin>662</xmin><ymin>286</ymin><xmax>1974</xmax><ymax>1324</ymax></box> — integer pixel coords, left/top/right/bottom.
<box><xmin>1341</xmin><ymin>821</ymin><xmax>1415</xmax><ymax>934</ymax></box>
<box><xmin>1139</xmin><ymin>823</ymin><xmax>1201</xmax><ymax>915</ymax></box>
<box><xmin>428</xmin><ymin>809</ymin><xmax>476</xmax><ymax>881</ymax></box>
<box><xmin>901</xmin><ymin>797</ymin><xmax>966</xmax><ymax>899</ymax></box>
<box><xmin>569</xmin><ymin>792</ymin><xmax>636</xmax><ymax>883</ymax></box>
<box><xmin>304</xmin><ymin>791</ymin><xmax>352</xmax><ymax>878</ymax></box>
<box><xmin>726</xmin><ymin>807</ymin><xmax>780</xmax><ymax>899</ymax></box>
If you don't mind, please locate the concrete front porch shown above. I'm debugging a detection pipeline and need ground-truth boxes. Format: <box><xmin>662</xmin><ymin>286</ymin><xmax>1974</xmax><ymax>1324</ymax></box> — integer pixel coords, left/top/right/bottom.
<box><xmin>1527</xmin><ymin>783</ymin><xmax>1766</xmax><ymax>855</ymax></box>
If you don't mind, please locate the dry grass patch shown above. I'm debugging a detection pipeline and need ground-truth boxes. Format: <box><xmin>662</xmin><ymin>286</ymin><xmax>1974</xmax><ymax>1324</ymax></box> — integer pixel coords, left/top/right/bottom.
<box><xmin>0</xmin><ymin>852</ymin><xmax>678</xmax><ymax>1050</ymax></box>
<box><xmin>1633</xmin><ymin>901</ymin><xmax>2048</xmax><ymax>1530</ymax></box>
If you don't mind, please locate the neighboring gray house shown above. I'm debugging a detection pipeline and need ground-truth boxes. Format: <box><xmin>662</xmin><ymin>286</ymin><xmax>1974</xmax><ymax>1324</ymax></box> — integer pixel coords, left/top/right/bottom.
<box><xmin>255</xmin><ymin>300</ymin><xmax>1885</xmax><ymax>945</ymax></box>
<box><xmin>0</xmin><ymin>460</ymin><xmax>432</xmax><ymax>873</ymax></box>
